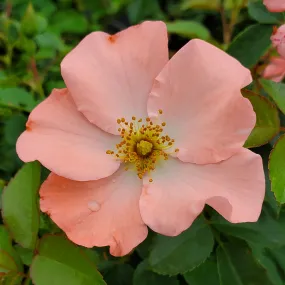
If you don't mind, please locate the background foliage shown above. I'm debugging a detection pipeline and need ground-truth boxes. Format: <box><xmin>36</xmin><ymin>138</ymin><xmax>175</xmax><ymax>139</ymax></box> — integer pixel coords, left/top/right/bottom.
<box><xmin>0</xmin><ymin>0</ymin><xmax>285</xmax><ymax>284</ymax></box>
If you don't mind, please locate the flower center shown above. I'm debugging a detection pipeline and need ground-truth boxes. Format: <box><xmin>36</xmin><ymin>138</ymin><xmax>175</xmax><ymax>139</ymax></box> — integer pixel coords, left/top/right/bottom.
<box><xmin>106</xmin><ymin>110</ymin><xmax>179</xmax><ymax>182</ymax></box>
<box><xmin>136</xmin><ymin>140</ymin><xmax>153</xmax><ymax>156</ymax></box>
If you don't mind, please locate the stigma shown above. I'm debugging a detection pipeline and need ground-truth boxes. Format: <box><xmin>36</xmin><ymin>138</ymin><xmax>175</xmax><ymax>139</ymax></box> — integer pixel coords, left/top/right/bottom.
<box><xmin>106</xmin><ymin>110</ymin><xmax>179</xmax><ymax>181</ymax></box>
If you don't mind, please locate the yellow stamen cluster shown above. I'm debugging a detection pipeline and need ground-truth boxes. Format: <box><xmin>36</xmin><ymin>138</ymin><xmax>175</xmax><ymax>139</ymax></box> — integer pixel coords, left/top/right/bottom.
<box><xmin>106</xmin><ymin>110</ymin><xmax>179</xmax><ymax>181</ymax></box>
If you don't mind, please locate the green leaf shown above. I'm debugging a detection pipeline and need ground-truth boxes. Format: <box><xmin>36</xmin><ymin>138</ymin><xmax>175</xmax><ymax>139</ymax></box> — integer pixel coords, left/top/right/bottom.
<box><xmin>251</xmin><ymin>246</ymin><xmax>285</xmax><ymax>285</ymax></box>
<box><xmin>269</xmin><ymin>134</ymin><xmax>285</xmax><ymax>203</ymax></box>
<box><xmin>0</xmin><ymin>250</ymin><xmax>18</xmax><ymax>273</ymax></box>
<box><xmin>21</xmin><ymin>3</ymin><xmax>47</xmax><ymax>37</ymax></box>
<box><xmin>50</xmin><ymin>10</ymin><xmax>88</xmax><ymax>34</ymax></box>
<box><xmin>260</xmin><ymin>79</ymin><xmax>285</xmax><ymax>114</ymax></box>
<box><xmin>217</xmin><ymin>241</ymin><xmax>273</xmax><ymax>285</ymax></box>
<box><xmin>0</xmin><ymin>226</ymin><xmax>23</xmax><ymax>271</ymax></box>
<box><xmin>31</xmin><ymin>235</ymin><xmax>106</xmax><ymax>285</ymax></box>
<box><xmin>248</xmin><ymin>1</ymin><xmax>283</xmax><ymax>24</ymax></box>
<box><xmin>80</xmin><ymin>248</ymin><xmax>100</xmax><ymax>266</ymax></box>
<box><xmin>211</xmin><ymin>208</ymin><xmax>285</xmax><ymax>249</ymax></box>
<box><xmin>102</xmin><ymin>263</ymin><xmax>134</xmax><ymax>285</ymax></box>
<box><xmin>180</xmin><ymin>0</ymin><xmax>246</xmax><ymax>11</ymax></box>
<box><xmin>148</xmin><ymin>216</ymin><xmax>214</xmax><ymax>275</ymax></box>
<box><xmin>2</xmin><ymin>162</ymin><xmax>41</xmax><ymax>249</ymax></box>
<box><xmin>0</xmin><ymin>87</ymin><xmax>36</xmax><ymax>112</ymax></box>
<box><xmin>166</xmin><ymin>21</ymin><xmax>210</xmax><ymax>40</ymax></box>
<box><xmin>0</xmin><ymin>180</ymin><xmax>4</xmax><ymax>209</ymax></box>
<box><xmin>242</xmin><ymin>90</ymin><xmax>280</xmax><ymax>148</ymax></box>
<box><xmin>4</xmin><ymin>114</ymin><xmax>27</xmax><ymax>145</ymax></box>
<box><xmin>14</xmin><ymin>245</ymin><xmax>33</xmax><ymax>266</ymax></box>
<box><xmin>227</xmin><ymin>24</ymin><xmax>272</xmax><ymax>68</ymax></box>
<box><xmin>0</xmin><ymin>273</ymin><xmax>23</xmax><ymax>285</ymax></box>
<box><xmin>183</xmin><ymin>258</ymin><xmax>219</xmax><ymax>285</ymax></box>
<box><xmin>127</xmin><ymin>0</ymin><xmax>165</xmax><ymax>24</ymax></box>
<box><xmin>136</xmin><ymin>230</ymin><xmax>156</xmax><ymax>259</ymax></box>
<box><xmin>35</xmin><ymin>32</ymin><xmax>65</xmax><ymax>51</ymax></box>
<box><xmin>133</xmin><ymin>261</ymin><xmax>179</xmax><ymax>285</ymax></box>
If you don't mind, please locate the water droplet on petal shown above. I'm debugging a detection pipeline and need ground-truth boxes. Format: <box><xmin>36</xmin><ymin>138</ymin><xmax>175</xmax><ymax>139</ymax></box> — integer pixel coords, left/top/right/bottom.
<box><xmin>112</xmin><ymin>179</ymin><xmax>116</xmax><ymax>183</ymax></box>
<box><xmin>88</xmin><ymin>201</ymin><xmax>101</xmax><ymax>212</ymax></box>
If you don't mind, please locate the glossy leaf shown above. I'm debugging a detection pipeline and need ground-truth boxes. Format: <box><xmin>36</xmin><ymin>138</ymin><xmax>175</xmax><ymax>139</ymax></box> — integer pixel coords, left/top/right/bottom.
<box><xmin>166</xmin><ymin>21</ymin><xmax>210</xmax><ymax>40</ymax></box>
<box><xmin>181</xmin><ymin>0</ymin><xmax>246</xmax><ymax>11</ymax></box>
<box><xmin>14</xmin><ymin>245</ymin><xmax>33</xmax><ymax>266</ymax></box>
<box><xmin>21</xmin><ymin>3</ymin><xmax>47</xmax><ymax>36</ymax></box>
<box><xmin>4</xmin><ymin>114</ymin><xmax>26</xmax><ymax>145</ymax></box>
<box><xmin>0</xmin><ymin>250</ymin><xmax>18</xmax><ymax>274</ymax></box>
<box><xmin>0</xmin><ymin>87</ymin><xmax>36</xmax><ymax>112</ymax></box>
<box><xmin>217</xmin><ymin>241</ymin><xmax>273</xmax><ymax>285</ymax></box>
<box><xmin>148</xmin><ymin>216</ymin><xmax>214</xmax><ymax>275</ymax></box>
<box><xmin>211</xmin><ymin>208</ymin><xmax>285</xmax><ymax>249</ymax></box>
<box><xmin>227</xmin><ymin>24</ymin><xmax>272</xmax><ymax>68</ymax></box>
<box><xmin>31</xmin><ymin>235</ymin><xmax>106</xmax><ymax>285</ymax></box>
<box><xmin>242</xmin><ymin>90</ymin><xmax>280</xmax><ymax>148</ymax></box>
<box><xmin>269</xmin><ymin>134</ymin><xmax>285</xmax><ymax>203</ymax></box>
<box><xmin>0</xmin><ymin>226</ymin><xmax>23</xmax><ymax>271</ymax></box>
<box><xmin>251</xmin><ymin>245</ymin><xmax>285</xmax><ymax>285</ymax></box>
<box><xmin>50</xmin><ymin>10</ymin><xmax>88</xmax><ymax>34</ymax></box>
<box><xmin>2</xmin><ymin>162</ymin><xmax>41</xmax><ymax>249</ymax></box>
<box><xmin>101</xmin><ymin>263</ymin><xmax>134</xmax><ymax>285</ymax></box>
<box><xmin>127</xmin><ymin>0</ymin><xmax>165</xmax><ymax>24</ymax></box>
<box><xmin>183</xmin><ymin>258</ymin><xmax>219</xmax><ymax>285</ymax></box>
<box><xmin>133</xmin><ymin>261</ymin><xmax>179</xmax><ymax>285</ymax></box>
<box><xmin>0</xmin><ymin>273</ymin><xmax>23</xmax><ymax>285</ymax></box>
<box><xmin>248</xmin><ymin>1</ymin><xmax>283</xmax><ymax>24</ymax></box>
<box><xmin>260</xmin><ymin>79</ymin><xmax>285</xmax><ymax>114</ymax></box>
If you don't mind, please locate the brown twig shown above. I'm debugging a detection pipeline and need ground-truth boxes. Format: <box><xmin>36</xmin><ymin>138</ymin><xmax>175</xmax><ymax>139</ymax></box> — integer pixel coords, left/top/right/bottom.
<box><xmin>5</xmin><ymin>0</ymin><xmax>12</xmax><ymax>17</ymax></box>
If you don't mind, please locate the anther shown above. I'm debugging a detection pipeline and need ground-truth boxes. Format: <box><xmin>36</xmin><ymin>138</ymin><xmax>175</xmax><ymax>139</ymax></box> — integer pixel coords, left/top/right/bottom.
<box><xmin>158</xmin><ymin>109</ymin><xmax>163</xmax><ymax>114</ymax></box>
<box><xmin>149</xmin><ymin>178</ymin><xmax>153</xmax><ymax>183</ymax></box>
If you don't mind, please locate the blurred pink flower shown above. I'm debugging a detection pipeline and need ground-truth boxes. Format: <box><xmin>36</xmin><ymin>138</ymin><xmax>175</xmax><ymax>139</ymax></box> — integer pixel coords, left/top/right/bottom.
<box><xmin>264</xmin><ymin>0</ymin><xmax>285</xmax><ymax>12</ymax></box>
<box><xmin>16</xmin><ymin>21</ymin><xmax>265</xmax><ymax>256</ymax></box>
<box><xmin>263</xmin><ymin>56</ymin><xmax>285</xmax><ymax>82</ymax></box>
<box><xmin>271</xmin><ymin>25</ymin><xmax>285</xmax><ymax>58</ymax></box>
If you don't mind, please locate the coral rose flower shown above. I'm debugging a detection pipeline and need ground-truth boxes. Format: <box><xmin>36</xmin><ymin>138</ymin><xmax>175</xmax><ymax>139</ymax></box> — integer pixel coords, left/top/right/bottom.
<box><xmin>263</xmin><ymin>56</ymin><xmax>285</xmax><ymax>82</ymax></box>
<box><xmin>271</xmin><ymin>25</ymin><xmax>285</xmax><ymax>58</ymax></box>
<box><xmin>264</xmin><ymin>0</ymin><xmax>285</xmax><ymax>12</ymax></box>
<box><xmin>16</xmin><ymin>21</ymin><xmax>265</xmax><ymax>256</ymax></box>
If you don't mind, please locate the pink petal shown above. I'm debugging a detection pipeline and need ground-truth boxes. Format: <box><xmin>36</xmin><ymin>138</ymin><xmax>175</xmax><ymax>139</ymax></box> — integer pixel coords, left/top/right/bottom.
<box><xmin>148</xmin><ymin>39</ymin><xmax>255</xmax><ymax>164</ymax></box>
<box><xmin>139</xmin><ymin>149</ymin><xmax>265</xmax><ymax>236</ymax></box>
<box><xmin>61</xmin><ymin>21</ymin><xmax>168</xmax><ymax>135</ymax></box>
<box><xmin>271</xmin><ymin>25</ymin><xmax>285</xmax><ymax>59</ymax></box>
<box><xmin>16</xmin><ymin>89</ymin><xmax>120</xmax><ymax>181</ymax></box>
<box><xmin>264</xmin><ymin>0</ymin><xmax>285</xmax><ymax>12</ymax></box>
<box><xmin>263</xmin><ymin>56</ymin><xmax>285</xmax><ymax>82</ymax></box>
<box><xmin>40</xmin><ymin>167</ymin><xmax>147</xmax><ymax>256</ymax></box>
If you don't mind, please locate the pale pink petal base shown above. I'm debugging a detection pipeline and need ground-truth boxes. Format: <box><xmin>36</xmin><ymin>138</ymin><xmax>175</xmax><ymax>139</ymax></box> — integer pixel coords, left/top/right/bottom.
<box><xmin>264</xmin><ymin>0</ymin><xmax>285</xmax><ymax>12</ymax></box>
<box><xmin>61</xmin><ymin>21</ymin><xmax>169</xmax><ymax>135</ymax></box>
<box><xmin>148</xmin><ymin>39</ymin><xmax>255</xmax><ymax>165</ymax></box>
<box><xmin>40</xmin><ymin>167</ymin><xmax>147</xmax><ymax>256</ymax></box>
<box><xmin>16</xmin><ymin>89</ymin><xmax>120</xmax><ymax>181</ymax></box>
<box><xmin>139</xmin><ymin>149</ymin><xmax>265</xmax><ymax>236</ymax></box>
<box><xmin>263</xmin><ymin>56</ymin><xmax>285</xmax><ymax>82</ymax></box>
<box><xmin>271</xmin><ymin>25</ymin><xmax>285</xmax><ymax>59</ymax></box>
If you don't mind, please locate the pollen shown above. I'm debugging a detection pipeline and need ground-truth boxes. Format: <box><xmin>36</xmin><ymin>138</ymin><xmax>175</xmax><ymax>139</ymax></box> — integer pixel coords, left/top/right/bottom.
<box><xmin>106</xmin><ymin>110</ymin><xmax>178</xmax><ymax>180</ymax></box>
